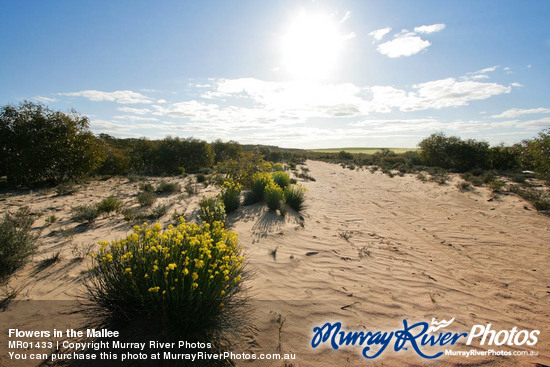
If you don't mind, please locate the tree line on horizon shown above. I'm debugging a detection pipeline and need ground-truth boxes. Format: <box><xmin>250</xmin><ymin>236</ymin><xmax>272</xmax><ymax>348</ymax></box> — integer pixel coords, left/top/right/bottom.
<box><xmin>0</xmin><ymin>101</ymin><xmax>548</xmax><ymax>187</ymax></box>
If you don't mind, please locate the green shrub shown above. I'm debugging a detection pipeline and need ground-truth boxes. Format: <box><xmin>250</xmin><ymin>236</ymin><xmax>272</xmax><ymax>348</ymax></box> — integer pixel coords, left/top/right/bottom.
<box><xmin>509</xmin><ymin>185</ymin><xmax>550</xmax><ymax>211</ymax></box>
<box><xmin>220</xmin><ymin>181</ymin><xmax>242</xmax><ymax>214</ymax></box>
<box><xmin>199</xmin><ymin>196</ymin><xmax>227</xmax><ymax>225</ymax></box>
<box><xmin>137</xmin><ymin>191</ymin><xmax>157</xmax><ymax>207</ymax></box>
<box><xmin>121</xmin><ymin>207</ymin><xmax>139</xmax><ymax>221</ymax></box>
<box><xmin>156</xmin><ymin>180</ymin><xmax>181</xmax><ymax>194</ymax></box>
<box><xmin>517</xmin><ymin>129</ymin><xmax>550</xmax><ymax>181</ymax></box>
<box><xmin>56</xmin><ymin>181</ymin><xmax>78</xmax><ymax>196</ymax></box>
<box><xmin>416</xmin><ymin>173</ymin><xmax>428</xmax><ymax>182</ymax></box>
<box><xmin>97</xmin><ymin>196</ymin><xmax>123</xmax><ymax>214</ymax></box>
<box><xmin>184</xmin><ymin>182</ymin><xmax>196</xmax><ymax>196</ymax></box>
<box><xmin>87</xmin><ymin>219</ymin><xmax>245</xmax><ymax>339</ymax></box>
<box><xmin>71</xmin><ymin>204</ymin><xmax>100</xmax><ymax>224</ymax></box>
<box><xmin>487</xmin><ymin>180</ymin><xmax>505</xmax><ymax>193</ymax></box>
<box><xmin>216</xmin><ymin>152</ymin><xmax>271</xmax><ymax>187</ymax></box>
<box><xmin>0</xmin><ymin>102</ymin><xmax>103</xmax><ymax>186</ymax></box>
<box><xmin>250</xmin><ymin>172</ymin><xmax>273</xmax><ymax>203</ymax></box>
<box><xmin>127</xmin><ymin>174</ymin><xmax>145</xmax><ymax>183</ymax></box>
<box><xmin>461</xmin><ymin>171</ymin><xmax>495</xmax><ymax>187</ymax></box>
<box><xmin>533</xmin><ymin>200</ymin><xmax>550</xmax><ymax>211</ymax></box>
<box><xmin>272</xmin><ymin>171</ymin><xmax>290</xmax><ymax>188</ymax></box>
<box><xmin>138</xmin><ymin>182</ymin><xmax>155</xmax><ymax>192</ymax></box>
<box><xmin>129</xmin><ymin>137</ymin><xmax>214</xmax><ymax>176</ymax></box>
<box><xmin>264</xmin><ymin>182</ymin><xmax>284</xmax><ymax>210</ymax></box>
<box><xmin>196</xmin><ymin>174</ymin><xmax>207</xmax><ymax>183</ymax></box>
<box><xmin>489</xmin><ymin>145</ymin><xmax>520</xmax><ymax>170</ymax></box>
<box><xmin>0</xmin><ymin>207</ymin><xmax>39</xmax><ymax>282</ymax></box>
<box><xmin>418</xmin><ymin>133</ymin><xmax>489</xmax><ymax>172</ymax></box>
<box><xmin>337</xmin><ymin>151</ymin><xmax>354</xmax><ymax>160</ymax></box>
<box><xmin>212</xmin><ymin>139</ymin><xmax>242</xmax><ymax>163</ymax></box>
<box><xmin>148</xmin><ymin>203</ymin><xmax>170</xmax><ymax>220</ymax></box>
<box><xmin>456</xmin><ymin>181</ymin><xmax>472</xmax><ymax>192</ymax></box>
<box><xmin>272</xmin><ymin>163</ymin><xmax>284</xmax><ymax>172</ymax></box>
<box><xmin>45</xmin><ymin>214</ymin><xmax>58</xmax><ymax>226</ymax></box>
<box><xmin>284</xmin><ymin>185</ymin><xmax>306</xmax><ymax>212</ymax></box>
<box><xmin>430</xmin><ymin>173</ymin><xmax>448</xmax><ymax>185</ymax></box>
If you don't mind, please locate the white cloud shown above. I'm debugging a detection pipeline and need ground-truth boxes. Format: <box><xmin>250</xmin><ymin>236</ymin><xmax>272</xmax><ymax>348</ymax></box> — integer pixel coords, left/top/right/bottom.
<box><xmin>369</xmin><ymin>27</ymin><xmax>392</xmax><ymax>42</ymax></box>
<box><xmin>510</xmin><ymin>82</ymin><xmax>523</xmax><ymax>87</ymax></box>
<box><xmin>372</xmin><ymin>23</ymin><xmax>445</xmax><ymax>57</ymax></box>
<box><xmin>377</xmin><ymin>36</ymin><xmax>431</xmax><ymax>58</ymax></box>
<box><xmin>491</xmin><ymin>107</ymin><xmax>550</xmax><ymax>119</ymax></box>
<box><xmin>469</xmin><ymin>74</ymin><xmax>490</xmax><ymax>80</ymax></box>
<box><xmin>33</xmin><ymin>96</ymin><xmax>58</xmax><ymax>103</ymax></box>
<box><xmin>515</xmin><ymin>117</ymin><xmax>550</xmax><ymax>129</ymax></box>
<box><xmin>343</xmin><ymin>32</ymin><xmax>356</xmax><ymax>41</ymax></box>
<box><xmin>147</xmin><ymin>75</ymin><xmax>512</xmax><ymax>134</ymax></box>
<box><xmin>117</xmin><ymin>107</ymin><xmax>151</xmax><ymax>115</ymax></box>
<box><xmin>59</xmin><ymin>90</ymin><xmax>153</xmax><ymax>104</ymax></box>
<box><xmin>340</xmin><ymin>10</ymin><xmax>351</xmax><ymax>23</ymax></box>
<box><xmin>414</xmin><ymin>23</ymin><xmax>446</xmax><ymax>34</ymax></box>
<box><xmin>112</xmin><ymin>115</ymin><xmax>159</xmax><ymax>121</ymax></box>
<box><xmin>477</xmin><ymin>66</ymin><xmax>498</xmax><ymax>74</ymax></box>
<box><xmin>75</xmin><ymin>71</ymin><xmax>517</xmax><ymax>145</ymax></box>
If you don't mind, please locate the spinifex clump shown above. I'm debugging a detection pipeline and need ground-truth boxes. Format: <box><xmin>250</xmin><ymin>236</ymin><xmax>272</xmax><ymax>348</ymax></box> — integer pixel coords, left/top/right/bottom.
<box><xmin>87</xmin><ymin>218</ymin><xmax>245</xmax><ymax>339</ymax></box>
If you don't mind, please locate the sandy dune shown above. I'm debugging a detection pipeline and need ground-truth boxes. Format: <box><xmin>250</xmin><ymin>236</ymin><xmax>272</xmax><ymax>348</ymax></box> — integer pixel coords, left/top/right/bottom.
<box><xmin>1</xmin><ymin>160</ymin><xmax>549</xmax><ymax>366</ymax></box>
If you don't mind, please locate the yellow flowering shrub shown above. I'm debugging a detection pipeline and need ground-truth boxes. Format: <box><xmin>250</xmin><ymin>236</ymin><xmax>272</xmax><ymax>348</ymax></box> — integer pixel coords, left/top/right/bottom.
<box><xmin>87</xmin><ymin>218</ymin><xmax>245</xmax><ymax>336</ymax></box>
<box><xmin>264</xmin><ymin>181</ymin><xmax>284</xmax><ymax>210</ymax></box>
<box><xmin>220</xmin><ymin>180</ymin><xmax>242</xmax><ymax>213</ymax></box>
<box><xmin>250</xmin><ymin>172</ymin><xmax>273</xmax><ymax>203</ymax></box>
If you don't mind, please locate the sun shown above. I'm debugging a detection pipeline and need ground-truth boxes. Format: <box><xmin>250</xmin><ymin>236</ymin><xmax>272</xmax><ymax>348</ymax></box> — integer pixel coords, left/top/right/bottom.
<box><xmin>281</xmin><ymin>11</ymin><xmax>348</xmax><ymax>80</ymax></box>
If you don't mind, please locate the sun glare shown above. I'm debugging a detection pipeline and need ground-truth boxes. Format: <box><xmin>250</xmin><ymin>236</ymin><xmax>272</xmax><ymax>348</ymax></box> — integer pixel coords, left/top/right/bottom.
<box><xmin>281</xmin><ymin>11</ymin><xmax>347</xmax><ymax>80</ymax></box>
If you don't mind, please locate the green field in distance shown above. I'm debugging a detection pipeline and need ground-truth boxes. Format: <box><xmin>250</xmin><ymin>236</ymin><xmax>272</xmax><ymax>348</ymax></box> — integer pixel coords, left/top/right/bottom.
<box><xmin>310</xmin><ymin>147</ymin><xmax>418</xmax><ymax>154</ymax></box>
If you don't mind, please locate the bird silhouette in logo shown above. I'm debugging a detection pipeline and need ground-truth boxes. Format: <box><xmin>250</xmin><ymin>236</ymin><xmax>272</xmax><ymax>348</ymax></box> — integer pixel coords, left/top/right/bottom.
<box><xmin>427</xmin><ymin>318</ymin><xmax>455</xmax><ymax>333</ymax></box>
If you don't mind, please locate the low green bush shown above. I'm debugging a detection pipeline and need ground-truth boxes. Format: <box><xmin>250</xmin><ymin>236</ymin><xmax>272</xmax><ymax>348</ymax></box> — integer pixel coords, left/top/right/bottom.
<box><xmin>457</xmin><ymin>181</ymin><xmax>472</xmax><ymax>192</ymax></box>
<box><xmin>137</xmin><ymin>191</ymin><xmax>157</xmax><ymax>207</ymax></box>
<box><xmin>138</xmin><ymin>182</ymin><xmax>155</xmax><ymax>192</ymax></box>
<box><xmin>148</xmin><ymin>204</ymin><xmax>170</xmax><ymax>220</ymax></box>
<box><xmin>272</xmin><ymin>163</ymin><xmax>284</xmax><ymax>172</ymax></box>
<box><xmin>196</xmin><ymin>174</ymin><xmax>207</xmax><ymax>183</ymax></box>
<box><xmin>97</xmin><ymin>196</ymin><xmax>123</xmax><ymax>214</ymax></box>
<box><xmin>487</xmin><ymin>180</ymin><xmax>505</xmax><ymax>193</ymax></box>
<box><xmin>56</xmin><ymin>181</ymin><xmax>78</xmax><ymax>196</ymax></box>
<box><xmin>87</xmin><ymin>219</ymin><xmax>245</xmax><ymax>339</ymax></box>
<box><xmin>250</xmin><ymin>172</ymin><xmax>273</xmax><ymax>203</ymax></box>
<box><xmin>220</xmin><ymin>181</ymin><xmax>241</xmax><ymax>214</ymax></box>
<box><xmin>272</xmin><ymin>171</ymin><xmax>290</xmax><ymax>188</ymax></box>
<box><xmin>71</xmin><ymin>204</ymin><xmax>100</xmax><ymax>224</ymax></box>
<box><xmin>0</xmin><ymin>207</ymin><xmax>39</xmax><ymax>282</ymax></box>
<box><xmin>284</xmin><ymin>185</ymin><xmax>306</xmax><ymax>212</ymax></box>
<box><xmin>509</xmin><ymin>185</ymin><xmax>550</xmax><ymax>211</ymax></box>
<box><xmin>264</xmin><ymin>182</ymin><xmax>284</xmax><ymax>210</ymax></box>
<box><xmin>156</xmin><ymin>180</ymin><xmax>181</xmax><ymax>194</ymax></box>
<box><xmin>199</xmin><ymin>196</ymin><xmax>227</xmax><ymax>225</ymax></box>
<box><xmin>45</xmin><ymin>214</ymin><xmax>58</xmax><ymax>226</ymax></box>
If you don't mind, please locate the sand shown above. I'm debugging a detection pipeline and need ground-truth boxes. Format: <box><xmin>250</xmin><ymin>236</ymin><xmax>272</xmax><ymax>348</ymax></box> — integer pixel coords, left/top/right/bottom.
<box><xmin>1</xmin><ymin>160</ymin><xmax>548</xmax><ymax>366</ymax></box>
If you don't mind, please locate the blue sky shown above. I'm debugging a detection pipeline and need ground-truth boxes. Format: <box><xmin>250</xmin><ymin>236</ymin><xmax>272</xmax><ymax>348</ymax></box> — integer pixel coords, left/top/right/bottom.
<box><xmin>1</xmin><ymin>0</ymin><xmax>549</xmax><ymax>148</ymax></box>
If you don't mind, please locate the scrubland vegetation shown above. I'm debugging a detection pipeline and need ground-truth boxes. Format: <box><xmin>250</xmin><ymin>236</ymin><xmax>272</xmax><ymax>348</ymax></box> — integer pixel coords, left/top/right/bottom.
<box><xmin>0</xmin><ymin>207</ymin><xmax>38</xmax><ymax>282</ymax></box>
<box><xmin>1</xmin><ymin>100</ymin><xmax>549</xmax><ymax>353</ymax></box>
<box><xmin>310</xmin><ymin>131</ymin><xmax>550</xmax><ymax>211</ymax></box>
<box><xmin>87</xmin><ymin>219</ymin><xmax>245</xmax><ymax>340</ymax></box>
